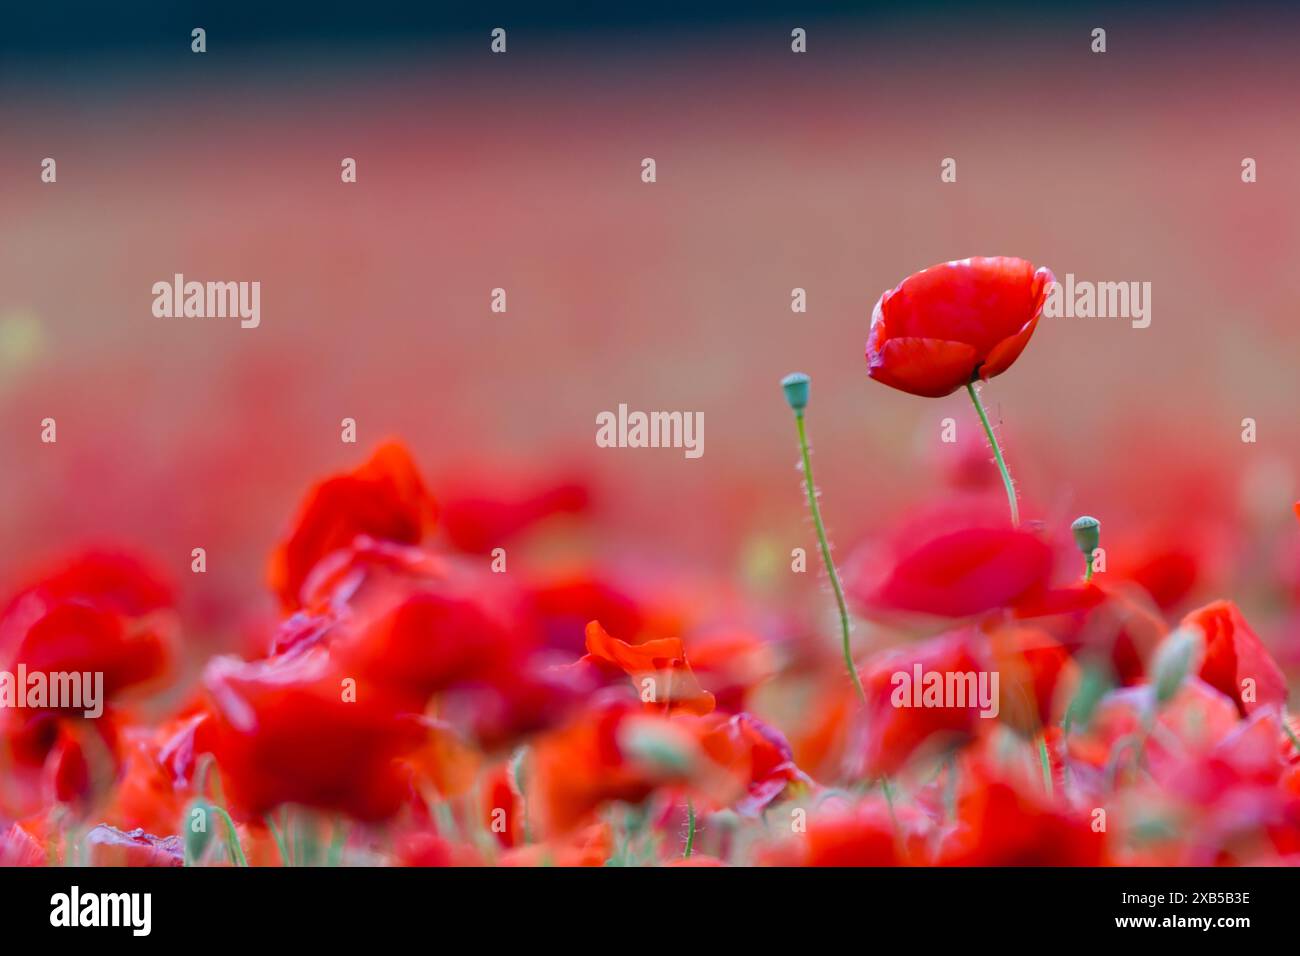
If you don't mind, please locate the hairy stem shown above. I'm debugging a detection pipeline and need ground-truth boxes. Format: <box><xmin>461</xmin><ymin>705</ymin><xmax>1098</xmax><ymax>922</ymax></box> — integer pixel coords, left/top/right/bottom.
<box><xmin>966</xmin><ymin>382</ymin><xmax>1019</xmax><ymax>527</ymax></box>
<box><xmin>794</xmin><ymin>411</ymin><xmax>866</xmax><ymax>705</ymax></box>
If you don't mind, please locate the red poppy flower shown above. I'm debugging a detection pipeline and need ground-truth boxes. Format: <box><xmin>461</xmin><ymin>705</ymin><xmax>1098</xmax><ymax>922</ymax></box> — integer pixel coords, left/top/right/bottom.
<box><xmin>497</xmin><ymin>821</ymin><xmax>613</xmax><ymax>867</ymax></box>
<box><xmin>201</xmin><ymin>647</ymin><xmax>427</xmax><ymax>821</ymax></box>
<box><xmin>1183</xmin><ymin>600</ymin><xmax>1287</xmax><ymax>717</ymax></box>
<box><xmin>798</xmin><ymin>805</ymin><xmax>905</xmax><ymax>866</ymax></box>
<box><xmin>985</xmin><ymin>626</ymin><xmax>1074</xmax><ymax>734</ymax></box>
<box><xmin>866</xmin><ymin>257</ymin><xmax>1054</xmax><ymax>398</ymax></box>
<box><xmin>529</xmin><ymin>703</ymin><xmax>703</xmax><ymax>836</ymax></box>
<box><xmin>0</xmin><ymin>551</ymin><xmax>173</xmax><ymax>702</ymax></box>
<box><xmin>296</xmin><ymin>537</ymin><xmax>450</xmax><ymax>622</ymax></box>
<box><xmin>1113</xmin><ymin>542</ymin><xmax>1201</xmax><ymax>612</ymax></box>
<box><xmin>268</xmin><ymin>441</ymin><xmax>438</xmax><ymax>610</ymax></box>
<box><xmin>338</xmin><ymin>589</ymin><xmax>528</xmax><ymax>707</ymax></box>
<box><xmin>580</xmin><ymin>620</ymin><xmax>715</xmax><ymax>716</ymax></box>
<box><xmin>83</xmin><ymin>707</ymin><xmax>210</xmax><ymax>838</ymax></box>
<box><xmin>696</xmin><ymin>712</ymin><xmax>810</xmax><ymax>815</ymax></box>
<box><xmin>480</xmin><ymin>763</ymin><xmax>525</xmax><ymax>849</ymax></box>
<box><xmin>848</xmin><ymin>520</ymin><xmax>1053</xmax><ymax>622</ymax></box>
<box><xmin>680</xmin><ymin>628</ymin><xmax>777</xmax><ymax>713</ymax></box>
<box><xmin>756</xmin><ymin>794</ymin><xmax>927</xmax><ymax>866</ymax></box>
<box><xmin>855</xmin><ymin>632</ymin><xmax>987</xmax><ymax>777</ymax></box>
<box><xmin>11</xmin><ymin>604</ymin><xmax>168</xmax><ymax>703</ymax></box>
<box><xmin>3</xmin><ymin>706</ymin><xmax>124</xmax><ymax>810</ymax></box>
<box><xmin>1</xmin><ymin>551</ymin><xmax>173</xmax><ymax>621</ymax></box>
<box><xmin>1014</xmin><ymin>581</ymin><xmax>1167</xmax><ymax>686</ymax></box>
<box><xmin>936</xmin><ymin>773</ymin><xmax>1106</xmax><ymax>865</ymax></box>
<box><xmin>523</xmin><ymin>573</ymin><xmax>647</xmax><ymax>655</ymax></box>
<box><xmin>395</xmin><ymin>831</ymin><xmax>485</xmax><ymax>867</ymax></box>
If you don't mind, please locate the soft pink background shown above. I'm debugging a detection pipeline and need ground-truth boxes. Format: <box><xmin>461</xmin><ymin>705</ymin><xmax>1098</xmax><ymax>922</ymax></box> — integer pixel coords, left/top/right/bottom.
<box><xmin>2</xmin><ymin>20</ymin><xmax>1297</xmax><ymax>654</ymax></box>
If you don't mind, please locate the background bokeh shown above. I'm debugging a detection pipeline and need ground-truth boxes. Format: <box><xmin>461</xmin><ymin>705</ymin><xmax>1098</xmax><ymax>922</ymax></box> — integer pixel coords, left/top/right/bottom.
<box><xmin>2</xmin><ymin>3</ymin><xmax>1298</xmax><ymax>676</ymax></box>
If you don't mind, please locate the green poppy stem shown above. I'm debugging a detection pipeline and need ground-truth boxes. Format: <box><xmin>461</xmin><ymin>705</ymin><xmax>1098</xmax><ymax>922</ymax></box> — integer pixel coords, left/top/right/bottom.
<box><xmin>1037</xmin><ymin>733</ymin><xmax>1054</xmax><ymax>798</ymax></box>
<box><xmin>683</xmin><ymin>800</ymin><xmax>696</xmax><ymax>858</ymax></box>
<box><xmin>965</xmin><ymin>382</ymin><xmax>1019</xmax><ymax>527</ymax></box>
<box><xmin>793</xmin><ymin>410</ymin><xmax>867</xmax><ymax>706</ymax></box>
<box><xmin>211</xmin><ymin>806</ymin><xmax>248</xmax><ymax>867</ymax></box>
<box><xmin>265</xmin><ymin>812</ymin><xmax>291</xmax><ymax>866</ymax></box>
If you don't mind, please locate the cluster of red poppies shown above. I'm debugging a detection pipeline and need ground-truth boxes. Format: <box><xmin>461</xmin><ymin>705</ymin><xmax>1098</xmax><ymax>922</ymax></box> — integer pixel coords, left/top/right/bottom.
<box><xmin>1</xmin><ymin>258</ymin><xmax>1297</xmax><ymax>867</ymax></box>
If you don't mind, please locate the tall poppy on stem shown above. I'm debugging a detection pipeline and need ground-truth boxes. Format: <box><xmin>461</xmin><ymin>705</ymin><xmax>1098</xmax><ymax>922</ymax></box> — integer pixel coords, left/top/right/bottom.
<box><xmin>866</xmin><ymin>257</ymin><xmax>1054</xmax><ymax>526</ymax></box>
<box><xmin>780</xmin><ymin>373</ymin><xmax>865</xmax><ymax>706</ymax></box>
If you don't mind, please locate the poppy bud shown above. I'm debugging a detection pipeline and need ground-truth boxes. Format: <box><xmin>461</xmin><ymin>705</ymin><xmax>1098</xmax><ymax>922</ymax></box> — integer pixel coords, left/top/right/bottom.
<box><xmin>780</xmin><ymin>372</ymin><xmax>810</xmax><ymax>413</ymax></box>
<box><xmin>1151</xmin><ymin>627</ymin><xmax>1203</xmax><ymax>706</ymax></box>
<box><xmin>1070</xmin><ymin>515</ymin><xmax>1101</xmax><ymax>556</ymax></box>
<box><xmin>184</xmin><ymin>799</ymin><xmax>215</xmax><ymax>863</ymax></box>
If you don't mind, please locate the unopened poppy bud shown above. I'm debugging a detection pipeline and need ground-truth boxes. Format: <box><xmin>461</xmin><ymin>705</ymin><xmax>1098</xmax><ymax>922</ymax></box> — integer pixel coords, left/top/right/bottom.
<box><xmin>1151</xmin><ymin>627</ymin><xmax>1204</xmax><ymax>706</ymax></box>
<box><xmin>184</xmin><ymin>799</ymin><xmax>215</xmax><ymax>863</ymax></box>
<box><xmin>1070</xmin><ymin>515</ymin><xmax>1101</xmax><ymax>556</ymax></box>
<box><xmin>1064</xmin><ymin>664</ymin><xmax>1110</xmax><ymax>732</ymax></box>
<box><xmin>780</xmin><ymin>372</ymin><xmax>811</xmax><ymax>413</ymax></box>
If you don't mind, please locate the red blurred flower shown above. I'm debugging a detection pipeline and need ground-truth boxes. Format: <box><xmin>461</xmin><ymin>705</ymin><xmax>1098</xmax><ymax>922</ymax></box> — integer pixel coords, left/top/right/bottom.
<box><xmin>268</xmin><ymin>441</ymin><xmax>438</xmax><ymax>610</ymax></box>
<box><xmin>866</xmin><ymin>257</ymin><xmax>1053</xmax><ymax>398</ymax></box>
<box><xmin>96</xmin><ymin>712</ymin><xmax>209</xmax><ymax>836</ymax></box>
<box><xmin>1113</xmin><ymin>542</ymin><xmax>1201</xmax><ymax>613</ymax></box>
<box><xmin>339</xmin><ymin>589</ymin><xmax>528</xmax><ymax>707</ymax></box>
<box><xmin>985</xmin><ymin>626</ymin><xmax>1074</xmax><ymax>734</ymax></box>
<box><xmin>798</xmin><ymin>805</ymin><xmax>904</xmax><ymax>866</ymax></box>
<box><xmin>274</xmin><ymin>540</ymin><xmax>582</xmax><ymax>748</ymax></box>
<box><xmin>1</xmin><ymin>551</ymin><xmax>173</xmax><ymax>621</ymax></box>
<box><xmin>855</xmin><ymin>632</ymin><xmax>986</xmax><ymax>777</ymax></box>
<box><xmin>937</xmin><ymin>770</ymin><xmax>1105</xmax><ymax>865</ymax></box>
<box><xmin>0</xmin><ymin>550</ymin><xmax>173</xmax><ymax>703</ymax></box>
<box><xmin>0</xmin><ymin>554</ymin><xmax>167</xmax><ymax>816</ymax></box>
<box><xmin>523</xmin><ymin>573</ymin><xmax>648</xmax><ymax>655</ymax></box>
<box><xmin>201</xmin><ymin>647</ymin><xmax>427</xmax><ymax>821</ymax></box>
<box><xmin>1014</xmin><ymin>581</ymin><xmax>1166</xmax><ymax>686</ymax></box>
<box><xmin>681</xmin><ymin>628</ymin><xmax>777</xmax><ymax>713</ymax></box>
<box><xmin>1183</xmin><ymin>600</ymin><xmax>1287</xmax><ymax>717</ymax></box>
<box><xmin>529</xmin><ymin>702</ymin><xmax>702</xmax><ymax>836</ymax></box>
<box><xmin>848</xmin><ymin>519</ymin><xmax>1053</xmax><ymax>622</ymax></box>
<box><xmin>755</xmin><ymin>795</ymin><xmax>925</xmax><ymax>866</ymax></box>
<box><xmin>481</xmin><ymin>763</ymin><xmax>525</xmax><ymax>849</ymax></box>
<box><xmin>580</xmin><ymin>620</ymin><xmax>715</xmax><ymax>716</ymax></box>
<box><xmin>297</xmin><ymin>537</ymin><xmax>450</xmax><ymax>623</ymax></box>
<box><xmin>497</xmin><ymin>821</ymin><xmax>613</xmax><ymax>867</ymax></box>
<box><xmin>11</xmin><ymin>605</ymin><xmax>167</xmax><ymax>703</ymax></box>
<box><xmin>396</xmin><ymin>831</ymin><xmax>485</xmax><ymax>867</ymax></box>
<box><xmin>696</xmin><ymin>712</ymin><xmax>810</xmax><ymax>815</ymax></box>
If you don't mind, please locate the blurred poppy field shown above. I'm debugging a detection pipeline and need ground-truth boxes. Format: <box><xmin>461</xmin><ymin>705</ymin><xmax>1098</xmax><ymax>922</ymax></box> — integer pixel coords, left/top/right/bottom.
<box><xmin>2</xmin><ymin>4</ymin><xmax>1300</xmax><ymax>869</ymax></box>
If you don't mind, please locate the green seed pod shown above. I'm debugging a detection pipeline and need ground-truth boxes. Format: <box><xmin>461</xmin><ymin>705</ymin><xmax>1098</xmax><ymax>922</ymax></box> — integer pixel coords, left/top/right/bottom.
<box><xmin>1070</xmin><ymin>515</ymin><xmax>1101</xmax><ymax>556</ymax></box>
<box><xmin>780</xmin><ymin>372</ymin><xmax>811</xmax><ymax>413</ymax></box>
